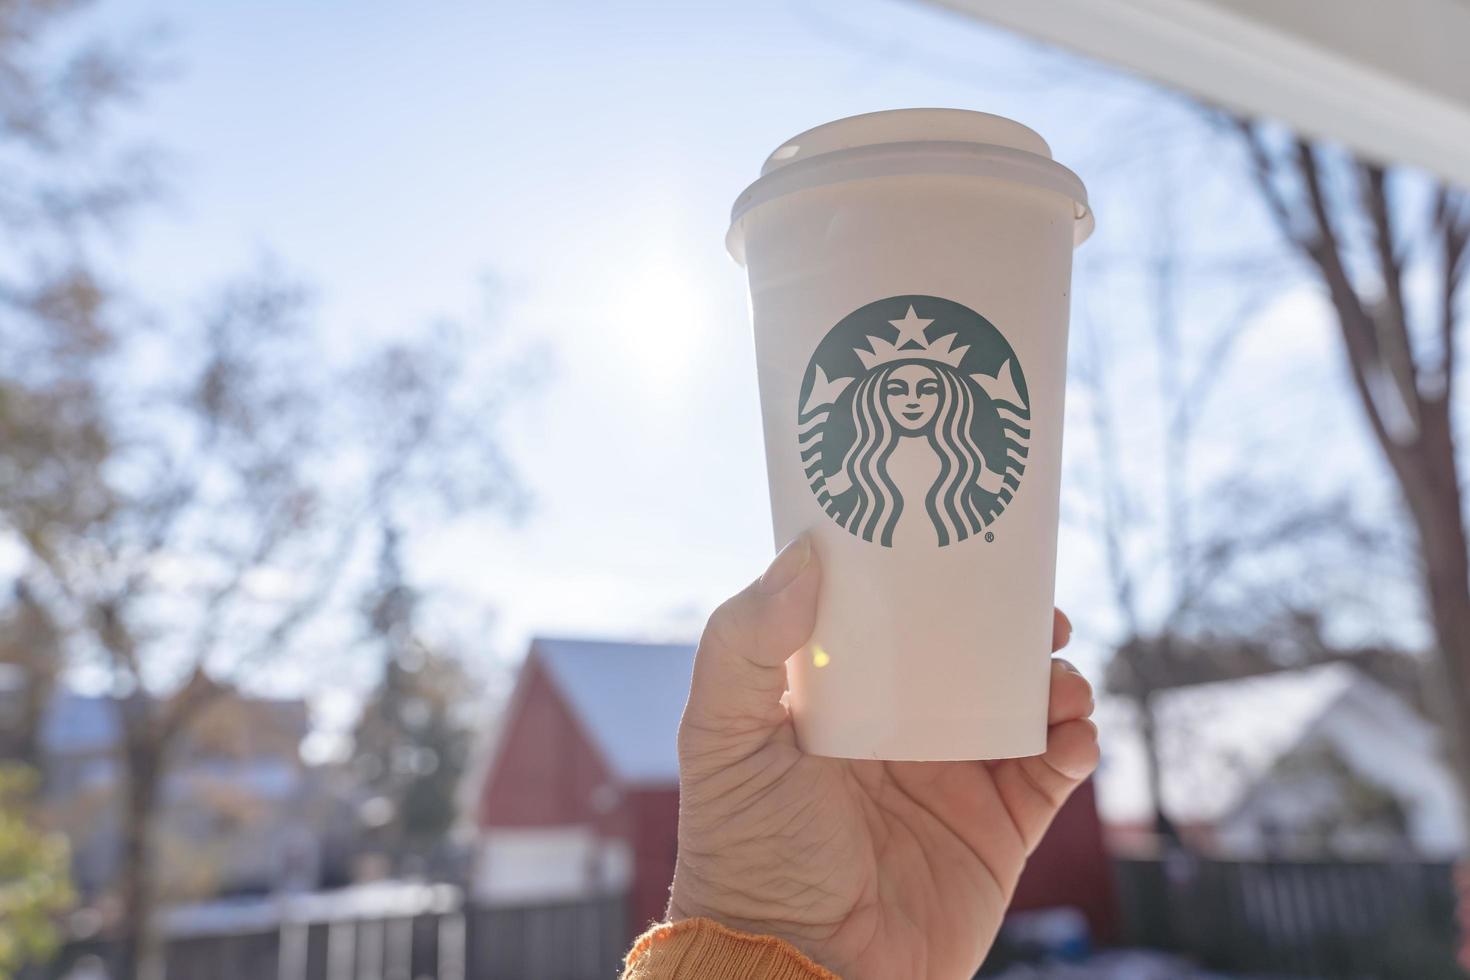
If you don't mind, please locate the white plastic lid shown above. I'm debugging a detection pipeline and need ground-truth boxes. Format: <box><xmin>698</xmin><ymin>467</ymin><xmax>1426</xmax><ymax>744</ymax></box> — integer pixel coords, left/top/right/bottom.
<box><xmin>727</xmin><ymin>108</ymin><xmax>1094</xmax><ymax>264</ymax></box>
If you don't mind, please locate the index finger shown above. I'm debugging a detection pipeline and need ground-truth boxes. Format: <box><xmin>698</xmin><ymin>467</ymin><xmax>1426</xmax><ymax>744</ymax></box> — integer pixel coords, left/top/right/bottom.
<box><xmin>1052</xmin><ymin>608</ymin><xmax>1072</xmax><ymax>652</ymax></box>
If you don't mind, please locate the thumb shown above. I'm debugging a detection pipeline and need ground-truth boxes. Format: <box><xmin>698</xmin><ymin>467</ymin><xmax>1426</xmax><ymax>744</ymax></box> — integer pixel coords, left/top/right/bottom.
<box><xmin>679</xmin><ymin>535</ymin><xmax>820</xmax><ymax>767</ymax></box>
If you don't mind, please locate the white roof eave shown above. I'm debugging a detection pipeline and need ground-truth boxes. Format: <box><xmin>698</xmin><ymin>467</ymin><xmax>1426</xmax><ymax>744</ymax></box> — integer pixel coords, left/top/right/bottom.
<box><xmin>928</xmin><ymin>0</ymin><xmax>1470</xmax><ymax>190</ymax></box>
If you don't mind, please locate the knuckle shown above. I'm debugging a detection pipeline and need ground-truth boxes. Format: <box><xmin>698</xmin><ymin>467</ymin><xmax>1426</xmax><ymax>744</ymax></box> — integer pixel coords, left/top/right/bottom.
<box><xmin>703</xmin><ymin>593</ymin><xmax>760</xmax><ymax>659</ymax></box>
<box><xmin>702</xmin><ymin>596</ymin><xmax>743</xmax><ymax>649</ymax></box>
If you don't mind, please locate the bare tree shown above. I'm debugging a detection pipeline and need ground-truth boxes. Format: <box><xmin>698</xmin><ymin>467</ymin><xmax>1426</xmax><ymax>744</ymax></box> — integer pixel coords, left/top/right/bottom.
<box><xmin>1077</xmin><ymin>163</ymin><xmax>1387</xmax><ymax>847</ymax></box>
<box><xmin>0</xmin><ymin>0</ymin><xmax>158</xmax><ymax>777</ymax></box>
<box><xmin>0</xmin><ymin>5</ymin><xmax>531</xmax><ymax>979</ymax></box>
<box><xmin>1231</xmin><ymin>119</ymin><xmax>1470</xmax><ymax>851</ymax></box>
<box><xmin>6</xmin><ymin>270</ymin><xmax>524</xmax><ymax>980</ymax></box>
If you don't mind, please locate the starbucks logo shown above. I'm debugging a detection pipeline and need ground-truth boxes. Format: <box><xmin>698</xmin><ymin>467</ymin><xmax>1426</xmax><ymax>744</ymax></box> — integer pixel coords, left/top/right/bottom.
<box><xmin>798</xmin><ymin>295</ymin><xmax>1030</xmax><ymax>548</ymax></box>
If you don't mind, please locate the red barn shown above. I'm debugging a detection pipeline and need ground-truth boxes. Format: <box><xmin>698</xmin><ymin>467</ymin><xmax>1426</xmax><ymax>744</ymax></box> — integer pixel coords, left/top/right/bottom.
<box><xmin>471</xmin><ymin>637</ymin><xmax>1117</xmax><ymax>945</ymax></box>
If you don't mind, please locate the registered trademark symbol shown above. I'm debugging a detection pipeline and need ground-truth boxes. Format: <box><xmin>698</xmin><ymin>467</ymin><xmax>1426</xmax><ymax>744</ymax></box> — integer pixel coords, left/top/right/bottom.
<box><xmin>985</xmin><ymin>531</ymin><xmax>995</xmax><ymax>543</ymax></box>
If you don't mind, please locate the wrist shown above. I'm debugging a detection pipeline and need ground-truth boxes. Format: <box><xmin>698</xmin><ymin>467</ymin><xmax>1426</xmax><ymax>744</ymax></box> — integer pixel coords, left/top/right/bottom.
<box><xmin>626</xmin><ymin>917</ymin><xmax>841</xmax><ymax>980</ymax></box>
<box><xmin>666</xmin><ymin>880</ymin><xmax>761</xmax><ymax>937</ymax></box>
<box><xmin>667</xmin><ymin>876</ymin><xmax>839</xmax><ymax>972</ymax></box>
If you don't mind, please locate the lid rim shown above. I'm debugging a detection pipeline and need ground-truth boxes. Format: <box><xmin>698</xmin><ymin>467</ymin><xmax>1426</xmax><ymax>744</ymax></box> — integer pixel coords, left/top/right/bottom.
<box><xmin>727</xmin><ymin>140</ymin><xmax>1094</xmax><ymax>264</ymax></box>
<box><xmin>761</xmin><ymin>108</ymin><xmax>1053</xmax><ymax>176</ymax></box>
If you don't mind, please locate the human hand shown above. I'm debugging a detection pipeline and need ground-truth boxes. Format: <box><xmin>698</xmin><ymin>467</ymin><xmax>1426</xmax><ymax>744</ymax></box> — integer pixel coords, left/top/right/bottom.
<box><xmin>669</xmin><ymin>536</ymin><xmax>1099</xmax><ymax>979</ymax></box>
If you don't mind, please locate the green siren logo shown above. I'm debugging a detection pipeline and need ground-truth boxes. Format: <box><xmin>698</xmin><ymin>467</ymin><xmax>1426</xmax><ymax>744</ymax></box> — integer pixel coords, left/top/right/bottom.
<box><xmin>798</xmin><ymin>295</ymin><xmax>1030</xmax><ymax>548</ymax></box>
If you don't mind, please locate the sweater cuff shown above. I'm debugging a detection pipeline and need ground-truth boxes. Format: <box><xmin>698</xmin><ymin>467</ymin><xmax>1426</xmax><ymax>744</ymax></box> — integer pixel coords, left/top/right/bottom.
<box><xmin>623</xmin><ymin>918</ymin><xmax>840</xmax><ymax>980</ymax></box>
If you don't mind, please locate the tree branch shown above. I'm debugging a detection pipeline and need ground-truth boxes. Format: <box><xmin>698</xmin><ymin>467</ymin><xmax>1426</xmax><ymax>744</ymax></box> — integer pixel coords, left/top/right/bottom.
<box><xmin>1233</xmin><ymin>122</ymin><xmax>1393</xmax><ymax>450</ymax></box>
<box><xmin>1232</xmin><ymin>117</ymin><xmax>1299</xmax><ymax>243</ymax></box>
<box><xmin>90</xmin><ymin>597</ymin><xmax>143</xmax><ymax>686</ymax></box>
<box><xmin>183</xmin><ymin>488</ymin><xmax>307</xmax><ymax>676</ymax></box>
<box><xmin>1175</xmin><ymin>289</ymin><xmax>1274</xmax><ymax>445</ymax></box>
<box><xmin>1360</xmin><ymin>165</ymin><xmax>1421</xmax><ymax>426</ymax></box>
<box><xmin>156</xmin><ymin>667</ymin><xmax>228</xmax><ymax>743</ymax></box>
<box><xmin>1292</xmin><ymin>141</ymin><xmax>1404</xmax><ymax>455</ymax></box>
<box><xmin>1076</xmin><ymin>317</ymin><xmax>1142</xmax><ymax>638</ymax></box>
<box><xmin>1437</xmin><ymin>186</ymin><xmax>1469</xmax><ymax>400</ymax></box>
<box><xmin>1170</xmin><ymin>502</ymin><xmax>1351</xmax><ymax>626</ymax></box>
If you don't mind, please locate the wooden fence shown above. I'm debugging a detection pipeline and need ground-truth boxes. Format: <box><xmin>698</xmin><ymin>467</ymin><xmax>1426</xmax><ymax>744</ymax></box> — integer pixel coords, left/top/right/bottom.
<box><xmin>32</xmin><ymin>860</ymin><xmax>1462</xmax><ymax>978</ymax></box>
<box><xmin>463</xmin><ymin>896</ymin><xmax>627</xmax><ymax>980</ymax></box>
<box><xmin>1114</xmin><ymin>856</ymin><xmax>1461</xmax><ymax>979</ymax></box>
<box><xmin>27</xmin><ymin>887</ymin><xmax>626</xmax><ymax>980</ymax></box>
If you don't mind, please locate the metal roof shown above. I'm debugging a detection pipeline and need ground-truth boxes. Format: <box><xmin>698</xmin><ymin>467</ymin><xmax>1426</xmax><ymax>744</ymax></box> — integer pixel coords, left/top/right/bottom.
<box><xmin>532</xmin><ymin>636</ymin><xmax>696</xmax><ymax>786</ymax></box>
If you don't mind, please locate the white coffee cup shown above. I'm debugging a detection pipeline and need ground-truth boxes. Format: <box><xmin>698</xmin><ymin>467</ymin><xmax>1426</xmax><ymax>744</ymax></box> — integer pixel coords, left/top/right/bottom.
<box><xmin>727</xmin><ymin>109</ymin><xmax>1093</xmax><ymax>761</ymax></box>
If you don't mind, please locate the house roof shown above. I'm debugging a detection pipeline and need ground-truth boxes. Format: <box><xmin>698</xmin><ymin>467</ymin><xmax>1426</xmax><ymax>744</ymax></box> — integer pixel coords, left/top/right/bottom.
<box><xmin>1097</xmin><ymin>660</ymin><xmax>1465</xmax><ymax>854</ymax></box>
<box><xmin>532</xmin><ymin>636</ymin><xmax>696</xmax><ymax>786</ymax></box>
<box><xmin>41</xmin><ymin>692</ymin><xmax>120</xmax><ymax>756</ymax></box>
<box><xmin>1094</xmin><ymin>662</ymin><xmax>1386</xmax><ymax>826</ymax></box>
<box><xmin>39</xmin><ymin>691</ymin><xmax>309</xmax><ymax>759</ymax></box>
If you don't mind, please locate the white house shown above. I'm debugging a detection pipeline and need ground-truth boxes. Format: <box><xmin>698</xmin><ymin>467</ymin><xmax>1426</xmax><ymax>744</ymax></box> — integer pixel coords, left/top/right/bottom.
<box><xmin>38</xmin><ymin>691</ymin><xmax>320</xmax><ymax>897</ymax></box>
<box><xmin>1095</xmin><ymin>663</ymin><xmax>1466</xmax><ymax>858</ymax></box>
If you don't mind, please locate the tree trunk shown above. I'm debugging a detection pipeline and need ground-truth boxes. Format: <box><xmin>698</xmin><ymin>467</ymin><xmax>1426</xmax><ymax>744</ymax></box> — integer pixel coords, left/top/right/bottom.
<box><xmin>13</xmin><ymin>667</ymin><xmax>53</xmax><ymax>771</ymax></box>
<box><xmin>1391</xmin><ymin>399</ymin><xmax>1470</xmax><ymax>970</ymax></box>
<box><xmin>1234</xmin><ymin>127</ymin><xmax>1470</xmax><ymax>967</ymax></box>
<box><xmin>1345</xmin><ymin>338</ymin><xmax>1470</xmax><ymax>851</ymax></box>
<box><xmin>3</xmin><ymin>582</ymin><xmax>61</xmax><ymax>773</ymax></box>
<box><xmin>1236</xmin><ymin>134</ymin><xmax>1470</xmax><ymax>853</ymax></box>
<box><xmin>1137</xmin><ymin>692</ymin><xmax>1176</xmax><ymax>844</ymax></box>
<box><xmin>1412</xmin><ymin>479</ymin><xmax>1470</xmax><ymax>851</ymax></box>
<box><xmin>113</xmin><ymin>734</ymin><xmax>165</xmax><ymax>980</ymax></box>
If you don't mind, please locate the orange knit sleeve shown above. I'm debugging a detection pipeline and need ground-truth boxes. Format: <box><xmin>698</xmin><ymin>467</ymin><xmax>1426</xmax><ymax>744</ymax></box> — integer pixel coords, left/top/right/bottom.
<box><xmin>622</xmin><ymin>918</ymin><xmax>840</xmax><ymax>980</ymax></box>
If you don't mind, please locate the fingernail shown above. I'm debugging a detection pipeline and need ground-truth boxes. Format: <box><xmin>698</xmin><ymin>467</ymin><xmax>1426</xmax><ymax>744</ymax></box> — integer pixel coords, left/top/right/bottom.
<box><xmin>758</xmin><ymin>536</ymin><xmax>811</xmax><ymax>595</ymax></box>
<box><xmin>1056</xmin><ymin>658</ymin><xmax>1080</xmax><ymax>674</ymax></box>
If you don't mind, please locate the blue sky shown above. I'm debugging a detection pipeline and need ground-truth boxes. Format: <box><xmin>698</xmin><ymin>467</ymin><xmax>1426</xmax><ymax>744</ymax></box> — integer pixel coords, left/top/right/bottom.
<box><xmin>80</xmin><ymin>0</ymin><xmax>1415</xmax><ymax>718</ymax></box>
